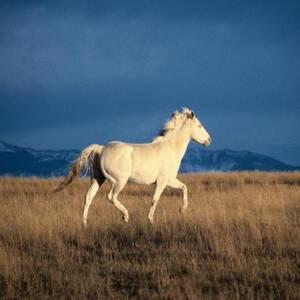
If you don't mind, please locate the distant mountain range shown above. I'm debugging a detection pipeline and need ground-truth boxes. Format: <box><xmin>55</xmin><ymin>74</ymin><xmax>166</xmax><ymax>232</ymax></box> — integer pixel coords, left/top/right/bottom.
<box><xmin>181</xmin><ymin>147</ymin><xmax>299</xmax><ymax>173</ymax></box>
<box><xmin>0</xmin><ymin>141</ymin><xmax>79</xmax><ymax>177</ymax></box>
<box><xmin>0</xmin><ymin>141</ymin><xmax>298</xmax><ymax>177</ymax></box>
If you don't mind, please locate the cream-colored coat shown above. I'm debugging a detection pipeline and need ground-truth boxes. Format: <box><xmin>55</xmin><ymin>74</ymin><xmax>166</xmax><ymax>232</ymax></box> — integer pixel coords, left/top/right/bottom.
<box><xmin>54</xmin><ymin>108</ymin><xmax>212</xmax><ymax>227</ymax></box>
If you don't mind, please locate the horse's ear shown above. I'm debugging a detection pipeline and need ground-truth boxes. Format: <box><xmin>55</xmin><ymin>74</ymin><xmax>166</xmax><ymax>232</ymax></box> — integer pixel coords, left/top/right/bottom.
<box><xmin>171</xmin><ymin>110</ymin><xmax>179</xmax><ymax>118</ymax></box>
<box><xmin>188</xmin><ymin>111</ymin><xmax>195</xmax><ymax>119</ymax></box>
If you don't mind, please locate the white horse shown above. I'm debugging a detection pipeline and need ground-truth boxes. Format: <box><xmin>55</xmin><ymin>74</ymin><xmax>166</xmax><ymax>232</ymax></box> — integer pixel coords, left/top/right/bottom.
<box><xmin>54</xmin><ymin>108</ymin><xmax>212</xmax><ymax>226</ymax></box>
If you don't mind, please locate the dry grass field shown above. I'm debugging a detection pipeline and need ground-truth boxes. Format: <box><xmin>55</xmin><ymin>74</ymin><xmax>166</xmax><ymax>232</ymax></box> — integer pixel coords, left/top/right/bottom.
<box><xmin>0</xmin><ymin>173</ymin><xmax>299</xmax><ymax>299</ymax></box>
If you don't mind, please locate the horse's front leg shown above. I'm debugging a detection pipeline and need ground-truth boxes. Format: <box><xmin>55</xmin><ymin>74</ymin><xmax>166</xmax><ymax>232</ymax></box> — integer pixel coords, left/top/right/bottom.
<box><xmin>148</xmin><ymin>180</ymin><xmax>167</xmax><ymax>223</ymax></box>
<box><xmin>168</xmin><ymin>178</ymin><xmax>188</xmax><ymax>213</ymax></box>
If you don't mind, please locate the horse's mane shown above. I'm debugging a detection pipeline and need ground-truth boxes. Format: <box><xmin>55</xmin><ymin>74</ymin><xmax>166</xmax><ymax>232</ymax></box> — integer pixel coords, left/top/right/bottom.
<box><xmin>153</xmin><ymin>107</ymin><xmax>193</xmax><ymax>141</ymax></box>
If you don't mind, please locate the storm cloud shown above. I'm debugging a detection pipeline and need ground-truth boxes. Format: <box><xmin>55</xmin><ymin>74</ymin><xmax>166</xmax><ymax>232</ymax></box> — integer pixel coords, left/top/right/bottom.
<box><xmin>0</xmin><ymin>0</ymin><xmax>299</xmax><ymax>164</ymax></box>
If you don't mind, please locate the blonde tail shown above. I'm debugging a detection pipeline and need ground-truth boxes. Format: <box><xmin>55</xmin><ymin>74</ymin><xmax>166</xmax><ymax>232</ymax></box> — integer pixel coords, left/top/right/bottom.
<box><xmin>53</xmin><ymin>144</ymin><xmax>103</xmax><ymax>193</ymax></box>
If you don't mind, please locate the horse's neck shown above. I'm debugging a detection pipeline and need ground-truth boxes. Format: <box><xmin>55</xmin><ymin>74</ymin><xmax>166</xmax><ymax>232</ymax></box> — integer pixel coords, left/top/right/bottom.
<box><xmin>169</xmin><ymin>125</ymin><xmax>191</xmax><ymax>161</ymax></box>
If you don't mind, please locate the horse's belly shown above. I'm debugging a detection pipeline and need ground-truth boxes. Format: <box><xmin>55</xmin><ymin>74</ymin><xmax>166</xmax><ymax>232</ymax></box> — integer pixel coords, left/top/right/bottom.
<box><xmin>129</xmin><ymin>160</ymin><xmax>158</xmax><ymax>184</ymax></box>
<box><xmin>129</xmin><ymin>170</ymin><xmax>157</xmax><ymax>185</ymax></box>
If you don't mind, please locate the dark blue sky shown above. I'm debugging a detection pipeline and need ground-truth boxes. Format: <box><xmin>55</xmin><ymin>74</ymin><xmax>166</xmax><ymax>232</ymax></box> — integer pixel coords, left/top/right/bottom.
<box><xmin>0</xmin><ymin>0</ymin><xmax>299</xmax><ymax>165</ymax></box>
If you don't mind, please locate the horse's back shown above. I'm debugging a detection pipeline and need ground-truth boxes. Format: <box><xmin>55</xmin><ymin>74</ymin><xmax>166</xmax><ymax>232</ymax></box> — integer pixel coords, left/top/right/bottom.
<box><xmin>100</xmin><ymin>142</ymin><xmax>161</xmax><ymax>185</ymax></box>
<box><xmin>100</xmin><ymin>142</ymin><xmax>133</xmax><ymax>181</ymax></box>
<box><xmin>100</xmin><ymin>141</ymin><xmax>179</xmax><ymax>185</ymax></box>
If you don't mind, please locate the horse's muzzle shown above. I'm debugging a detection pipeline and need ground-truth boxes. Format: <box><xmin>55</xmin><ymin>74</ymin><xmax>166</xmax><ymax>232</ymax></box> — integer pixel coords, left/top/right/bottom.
<box><xmin>204</xmin><ymin>137</ymin><xmax>212</xmax><ymax>147</ymax></box>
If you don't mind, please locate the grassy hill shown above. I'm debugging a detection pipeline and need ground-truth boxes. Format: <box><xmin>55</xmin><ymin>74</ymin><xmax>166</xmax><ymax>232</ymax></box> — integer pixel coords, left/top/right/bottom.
<box><xmin>0</xmin><ymin>173</ymin><xmax>299</xmax><ymax>299</ymax></box>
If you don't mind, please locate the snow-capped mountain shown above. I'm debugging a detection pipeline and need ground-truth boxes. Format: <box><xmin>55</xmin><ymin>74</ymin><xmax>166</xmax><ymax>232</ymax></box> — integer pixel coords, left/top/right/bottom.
<box><xmin>0</xmin><ymin>141</ymin><xmax>298</xmax><ymax>177</ymax></box>
<box><xmin>181</xmin><ymin>147</ymin><xmax>299</xmax><ymax>173</ymax></box>
<box><xmin>0</xmin><ymin>141</ymin><xmax>79</xmax><ymax>177</ymax></box>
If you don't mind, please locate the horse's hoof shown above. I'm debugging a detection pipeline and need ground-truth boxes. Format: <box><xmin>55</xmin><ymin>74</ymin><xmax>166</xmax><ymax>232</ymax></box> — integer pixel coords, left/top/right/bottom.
<box><xmin>123</xmin><ymin>215</ymin><xmax>129</xmax><ymax>223</ymax></box>
<box><xmin>180</xmin><ymin>207</ymin><xmax>187</xmax><ymax>214</ymax></box>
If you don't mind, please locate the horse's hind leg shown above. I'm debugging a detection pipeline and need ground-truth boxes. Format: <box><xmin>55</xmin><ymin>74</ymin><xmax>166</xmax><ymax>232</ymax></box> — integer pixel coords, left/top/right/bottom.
<box><xmin>82</xmin><ymin>176</ymin><xmax>105</xmax><ymax>228</ymax></box>
<box><xmin>108</xmin><ymin>179</ymin><xmax>129</xmax><ymax>223</ymax></box>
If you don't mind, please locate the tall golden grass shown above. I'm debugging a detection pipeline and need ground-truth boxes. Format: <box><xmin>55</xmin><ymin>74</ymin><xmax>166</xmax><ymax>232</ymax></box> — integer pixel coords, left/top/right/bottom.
<box><xmin>0</xmin><ymin>173</ymin><xmax>299</xmax><ymax>299</ymax></box>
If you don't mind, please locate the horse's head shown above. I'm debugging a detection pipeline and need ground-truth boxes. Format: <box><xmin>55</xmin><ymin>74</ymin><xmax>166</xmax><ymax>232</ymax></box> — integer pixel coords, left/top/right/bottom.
<box><xmin>187</xmin><ymin>110</ymin><xmax>212</xmax><ymax>147</ymax></box>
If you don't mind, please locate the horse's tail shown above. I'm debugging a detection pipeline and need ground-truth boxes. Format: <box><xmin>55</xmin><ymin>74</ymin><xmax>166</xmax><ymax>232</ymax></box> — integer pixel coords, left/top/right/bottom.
<box><xmin>53</xmin><ymin>144</ymin><xmax>104</xmax><ymax>193</ymax></box>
